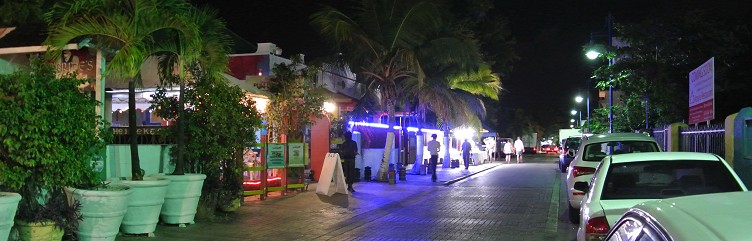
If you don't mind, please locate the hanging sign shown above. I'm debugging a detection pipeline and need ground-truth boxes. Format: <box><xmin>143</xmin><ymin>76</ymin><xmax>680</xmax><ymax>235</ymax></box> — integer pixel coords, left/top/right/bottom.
<box><xmin>267</xmin><ymin>143</ymin><xmax>286</xmax><ymax>168</ymax></box>
<box><xmin>316</xmin><ymin>153</ymin><xmax>348</xmax><ymax>196</ymax></box>
<box><xmin>287</xmin><ymin>143</ymin><xmax>305</xmax><ymax>167</ymax></box>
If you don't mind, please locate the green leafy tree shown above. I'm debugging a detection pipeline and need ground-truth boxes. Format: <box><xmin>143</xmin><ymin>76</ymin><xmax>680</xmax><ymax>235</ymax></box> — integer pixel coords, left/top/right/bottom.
<box><xmin>265</xmin><ymin>56</ymin><xmax>326</xmax><ymax>142</ymax></box>
<box><xmin>591</xmin><ymin>9</ymin><xmax>751</xmax><ymax>129</ymax></box>
<box><xmin>0</xmin><ymin>60</ymin><xmax>109</xmax><ymax>231</ymax></box>
<box><xmin>44</xmin><ymin>0</ymin><xmax>203</xmax><ymax>180</ymax></box>
<box><xmin>150</xmin><ymin>76</ymin><xmax>261</xmax><ymax>216</ymax></box>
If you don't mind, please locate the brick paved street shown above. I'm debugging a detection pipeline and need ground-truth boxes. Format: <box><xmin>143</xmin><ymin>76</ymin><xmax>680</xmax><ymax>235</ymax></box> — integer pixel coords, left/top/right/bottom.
<box><xmin>117</xmin><ymin>155</ymin><xmax>576</xmax><ymax>241</ymax></box>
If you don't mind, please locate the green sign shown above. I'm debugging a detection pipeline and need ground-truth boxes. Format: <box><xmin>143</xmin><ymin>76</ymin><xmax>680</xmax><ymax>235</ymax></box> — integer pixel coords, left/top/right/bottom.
<box><xmin>288</xmin><ymin>143</ymin><xmax>305</xmax><ymax>167</ymax></box>
<box><xmin>267</xmin><ymin>143</ymin><xmax>286</xmax><ymax>169</ymax></box>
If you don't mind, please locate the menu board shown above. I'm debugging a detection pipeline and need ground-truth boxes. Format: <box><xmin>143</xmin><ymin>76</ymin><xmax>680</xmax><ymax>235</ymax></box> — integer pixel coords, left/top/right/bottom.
<box><xmin>267</xmin><ymin>143</ymin><xmax>286</xmax><ymax>168</ymax></box>
<box><xmin>287</xmin><ymin>143</ymin><xmax>305</xmax><ymax>167</ymax></box>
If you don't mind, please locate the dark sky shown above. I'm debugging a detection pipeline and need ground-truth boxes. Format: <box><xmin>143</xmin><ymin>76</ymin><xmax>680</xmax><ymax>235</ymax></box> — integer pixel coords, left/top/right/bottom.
<box><xmin>188</xmin><ymin>0</ymin><xmax>725</xmax><ymax>129</ymax></box>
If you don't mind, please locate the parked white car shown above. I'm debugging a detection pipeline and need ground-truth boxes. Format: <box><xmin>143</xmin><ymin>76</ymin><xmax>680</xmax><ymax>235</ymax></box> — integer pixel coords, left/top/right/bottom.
<box><xmin>576</xmin><ymin>152</ymin><xmax>748</xmax><ymax>241</ymax></box>
<box><xmin>605</xmin><ymin>191</ymin><xmax>752</xmax><ymax>241</ymax></box>
<box><xmin>566</xmin><ymin>133</ymin><xmax>661</xmax><ymax>223</ymax></box>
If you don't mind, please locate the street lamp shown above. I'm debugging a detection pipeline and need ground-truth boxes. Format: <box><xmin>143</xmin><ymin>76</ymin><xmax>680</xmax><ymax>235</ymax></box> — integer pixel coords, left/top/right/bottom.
<box><xmin>574</xmin><ymin>96</ymin><xmax>586</xmax><ymax>130</ymax></box>
<box><xmin>586</xmin><ymin>13</ymin><xmax>614</xmax><ymax>133</ymax></box>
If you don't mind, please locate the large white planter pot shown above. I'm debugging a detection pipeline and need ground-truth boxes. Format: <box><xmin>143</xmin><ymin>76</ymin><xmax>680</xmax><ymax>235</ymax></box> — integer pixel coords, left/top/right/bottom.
<box><xmin>117</xmin><ymin>177</ymin><xmax>170</xmax><ymax>235</ymax></box>
<box><xmin>0</xmin><ymin>192</ymin><xmax>22</xmax><ymax>241</ymax></box>
<box><xmin>150</xmin><ymin>174</ymin><xmax>206</xmax><ymax>225</ymax></box>
<box><xmin>65</xmin><ymin>185</ymin><xmax>132</xmax><ymax>241</ymax></box>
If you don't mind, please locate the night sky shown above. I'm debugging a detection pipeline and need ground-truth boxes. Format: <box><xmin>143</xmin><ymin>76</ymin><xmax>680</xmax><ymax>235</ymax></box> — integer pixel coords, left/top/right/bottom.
<box><xmin>188</xmin><ymin>0</ymin><xmax>745</xmax><ymax>130</ymax></box>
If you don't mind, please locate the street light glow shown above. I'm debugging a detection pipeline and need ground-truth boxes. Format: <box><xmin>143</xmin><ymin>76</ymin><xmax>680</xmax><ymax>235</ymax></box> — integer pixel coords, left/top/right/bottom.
<box><xmin>570</xmin><ymin>119</ymin><xmax>575</xmax><ymax>123</ymax></box>
<box><xmin>571</xmin><ymin>110</ymin><xmax>577</xmax><ymax>115</ymax></box>
<box><xmin>575</xmin><ymin>96</ymin><xmax>583</xmax><ymax>103</ymax></box>
<box><xmin>586</xmin><ymin>50</ymin><xmax>600</xmax><ymax>60</ymax></box>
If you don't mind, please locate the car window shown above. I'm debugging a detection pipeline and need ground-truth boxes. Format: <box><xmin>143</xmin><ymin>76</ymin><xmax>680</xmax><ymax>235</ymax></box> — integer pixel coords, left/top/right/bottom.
<box><xmin>601</xmin><ymin>160</ymin><xmax>744</xmax><ymax>200</ymax></box>
<box><xmin>566</xmin><ymin>138</ymin><xmax>581</xmax><ymax>150</ymax></box>
<box><xmin>582</xmin><ymin>141</ymin><xmax>659</xmax><ymax>162</ymax></box>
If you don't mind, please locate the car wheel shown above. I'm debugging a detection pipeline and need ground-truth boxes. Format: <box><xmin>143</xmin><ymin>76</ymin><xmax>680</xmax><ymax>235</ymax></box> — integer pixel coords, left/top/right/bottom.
<box><xmin>568</xmin><ymin>203</ymin><xmax>579</xmax><ymax>224</ymax></box>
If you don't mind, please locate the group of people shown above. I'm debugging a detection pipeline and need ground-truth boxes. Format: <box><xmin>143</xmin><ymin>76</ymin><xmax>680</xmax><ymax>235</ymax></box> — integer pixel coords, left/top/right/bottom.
<box><xmin>339</xmin><ymin>132</ymin><xmax>528</xmax><ymax>192</ymax></box>
<box><xmin>503</xmin><ymin>137</ymin><xmax>526</xmax><ymax>164</ymax></box>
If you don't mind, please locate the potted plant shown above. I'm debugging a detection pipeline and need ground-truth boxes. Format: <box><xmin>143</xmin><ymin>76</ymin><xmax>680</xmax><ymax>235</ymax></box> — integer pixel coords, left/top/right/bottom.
<box><xmin>0</xmin><ymin>60</ymin><xmax>116</xmax><ymax>240</ymax></box>
<box><xmin>151</xmin><ymin>73</ymin><xmax>262</xmax><ymax>219</ymax></box>
<box><xmin>0</xmin><ymin>192</ymin><xmax>21</xmax><ymax>241</ymax></box>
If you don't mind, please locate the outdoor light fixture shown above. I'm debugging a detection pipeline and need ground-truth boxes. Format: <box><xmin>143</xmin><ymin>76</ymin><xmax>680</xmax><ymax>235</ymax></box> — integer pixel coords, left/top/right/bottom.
<box><xmin>570</xmin><ymin>119</ymin><xmax>575</xmax><ymax>123</ymax></box>
<box><xmin>453</xmin><ymin>127</ymin><xmax>475</xmax><ymax>142</ymax></box>
<box><xmin>575</xmin><ymin>96</ymin><xmax>583</xmax><ymax>103</ymax></box>
<box><xmin>347</xmin><ymin>121</ymin><xmax>442</xmax><ymax>134</ymax></box>
<box><xmin>571</xmin><ymin>110</ymin><xmax>578</xmax><ymax>115</ymax></box>
<box><xmin>585</xmin><ymin>50</ymin><xmax>600</xmax><ymax>60</ymax></box>
<box><xmin>323</xmin><ymin>102</ymin><xmax>336</xmax><ymax>113</ymax></box>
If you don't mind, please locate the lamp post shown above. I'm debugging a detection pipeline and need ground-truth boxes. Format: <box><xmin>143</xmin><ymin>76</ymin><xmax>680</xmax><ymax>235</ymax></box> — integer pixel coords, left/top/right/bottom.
<box><xmin>571</xmin><ymin>110</ymin><xmax>581</xmax><ymax>127</ymax></box>
<box><xmin>575</xmin><ymin>95</ymin><xmax>587</xmax><ymax>130</ymax></box>
<box><xmin>586</xmin><ymin>13</ymin><xmax>614</xmax><ymax>133</ymax></box>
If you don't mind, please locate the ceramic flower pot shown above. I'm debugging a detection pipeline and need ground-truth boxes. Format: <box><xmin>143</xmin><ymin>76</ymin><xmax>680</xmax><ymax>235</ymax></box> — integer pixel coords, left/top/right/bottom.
<box><xmin>65</xmin><ymin>185</ymin><xmax>132</xmax><ymax>241</ymax></box>
<box><xmin>0</xmin><ymin>192</ymin><xmax>22</xmax><ymax>241</ymax></box>
<box><xmin>149</xmin><ymin>173</ymin><xmax>206</xmax><ymax>225</ymax></box>
<box><xmin>116</xmin><ymin>177</ymin><xmax>170</xmax><ymax>235</ymax></box>
<box><xmin>13</xmin><ymin>220</ymin><xmax>63</xmax><ymax>241</ymax></box>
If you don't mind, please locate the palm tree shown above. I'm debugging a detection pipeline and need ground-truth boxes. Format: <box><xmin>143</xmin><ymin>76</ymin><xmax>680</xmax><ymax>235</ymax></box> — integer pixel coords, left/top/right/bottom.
<box><xmin>405</xmin><ymin>65</ymin><xmax>501</xmax><ymax>167</ymax></box>
<box><xmin>312</xmin><ymin>0</ymin><xmax>454</xmax><ymax>181</ymax></box>
<box><xmin>44</xmin><ymin>0</ymin><xmax>202</xmax><ymax>180</ymax></box>
<box><xmin>152</xmin><ymin>7</ymin><xmax>232</xmax><ymax>175</ymax></box>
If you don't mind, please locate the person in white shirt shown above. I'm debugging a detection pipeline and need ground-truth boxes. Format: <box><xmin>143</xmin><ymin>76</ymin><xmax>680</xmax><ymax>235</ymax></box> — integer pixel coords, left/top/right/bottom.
<box><xmin>503</xmin><ymin>141</ymin><xmax>513</xmax><ymax>164</ymax></box>
<box><xmin>426</xmin><ymin>134</ymin><xmax>441</xmax><ymax>181</ymax></box>
<box><xmin>514</xmin><ymin>137</ymin><xmax>525</xmax><ymax>163</ymax></box>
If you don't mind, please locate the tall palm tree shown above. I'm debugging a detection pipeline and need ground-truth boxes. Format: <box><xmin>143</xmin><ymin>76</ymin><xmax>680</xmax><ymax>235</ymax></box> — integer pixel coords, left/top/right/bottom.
<box><xmin>44</xmin><ymin>0</ymin><xmax>202</xmax><ymax>180</ymax></box>
<box><xmin>152</xmin><ymin>7</ymin><xmax>232</xmax><ymax>175</ymax></box>
<box><xmin>404</xmin><ymin>64</ymin><xmax>501</xmax><ymax>166</ymax></box>
<box><xmin>313</xmin><ymin>0</ymin><xmax>465</xmax><ymax>181</ymax></box>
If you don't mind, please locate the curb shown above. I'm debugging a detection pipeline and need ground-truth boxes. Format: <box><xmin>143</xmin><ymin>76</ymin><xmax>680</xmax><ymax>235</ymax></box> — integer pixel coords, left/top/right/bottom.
<box><xmin>443</xmin><ymin>164</ymin><xmax>502</xmax><ymax>186</ymax></box>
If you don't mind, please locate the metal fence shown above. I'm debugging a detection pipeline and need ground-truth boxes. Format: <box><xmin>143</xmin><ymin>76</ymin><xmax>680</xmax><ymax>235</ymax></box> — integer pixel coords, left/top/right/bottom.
<box><xmin>652</xmin><ymin>125</ymin><xmax>669</xmax><ymax>152</ymax></box>
<box><xmin>679</xmin><ymin>124</ymin><xmax>725</xmax><ymax>157</ymax></box>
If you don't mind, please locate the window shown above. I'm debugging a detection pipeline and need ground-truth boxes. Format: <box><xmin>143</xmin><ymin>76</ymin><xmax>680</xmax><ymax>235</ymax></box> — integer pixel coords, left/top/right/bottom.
<box><xmin>583</xmin><ymin>141</ymin><xmax>659</xmax><ymax>162</ymax></box>
<box><xmin>601</xmin><ymin>160</ymin><xmax>743</xmax><ymax>200</ymax></box>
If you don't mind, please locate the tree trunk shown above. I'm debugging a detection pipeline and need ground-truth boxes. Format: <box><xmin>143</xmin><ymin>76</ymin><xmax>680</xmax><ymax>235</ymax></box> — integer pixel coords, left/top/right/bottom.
<box><xmin>172</xmin><ymin>79</ymin><xmax>186</xmax><ymax>175</ymax></box>
<box><xmin>376</xmin><ymin>101</ymin><xmax>396</xmax><ymax>181</ymax></box>
<box><xmin>442</xmin><ymin>123</ymin><xmax>451</xmax><ymax>168</ymax></box>
<box><xmin>129</xmin><ymin>80</ymin><xmax>143</xmax><ymax>180</ymax></box>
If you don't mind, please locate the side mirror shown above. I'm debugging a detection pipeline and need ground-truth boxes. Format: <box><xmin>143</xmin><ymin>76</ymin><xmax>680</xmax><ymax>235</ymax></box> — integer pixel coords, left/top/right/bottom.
<box><xmin>574</xmin><ymin>182</ymin><xmax>589</xmax><ymax>193</ymax></box>
<box><xmin>567</xmin><ymin>149</ymin><xmax>576</xmax><ymax>158</ymax></box>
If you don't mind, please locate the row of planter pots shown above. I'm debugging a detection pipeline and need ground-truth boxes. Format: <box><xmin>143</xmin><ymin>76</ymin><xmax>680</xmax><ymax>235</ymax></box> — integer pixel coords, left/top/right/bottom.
<box><xmin>1</xmin><ymin>174</ymin><xmax>206</xmax><ymax>241</ymax></box>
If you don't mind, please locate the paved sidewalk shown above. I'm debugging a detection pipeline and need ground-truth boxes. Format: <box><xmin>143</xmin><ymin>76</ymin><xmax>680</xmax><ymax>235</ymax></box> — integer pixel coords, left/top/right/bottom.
<box><xmin>116</xmin><ymin>161</ymin><xmax>503</xmax><ymax>241</ymax></box>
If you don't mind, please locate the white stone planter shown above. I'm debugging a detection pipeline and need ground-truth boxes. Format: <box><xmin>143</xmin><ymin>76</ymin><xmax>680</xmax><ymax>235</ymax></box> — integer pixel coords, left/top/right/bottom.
<box><xmin>65</xmin><ymin>185</ymin><xmax>133</xmax><ymax>241</ymax></box>
<box><xmin>150</xmin><ymin>173</ymin><xmax>206</xmax><ymax>225</ymax></box>
<box><xmin>116</xmin><ymin>177</ymin><xmax>170</xmax><ymax>235</ymax></box>
<box><xmin>0</xmin><ymin>192</ymin><xmax>21</xmax><ymax>241</ymax></box>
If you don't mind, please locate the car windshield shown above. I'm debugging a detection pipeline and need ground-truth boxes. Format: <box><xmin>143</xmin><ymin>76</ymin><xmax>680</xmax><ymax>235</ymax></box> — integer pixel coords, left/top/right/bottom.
<box><xmin>582</xmin><ymin>141</ymin><xmax>659</xmax><ymax>162</ymax></box>
<box><xmin>566</xmin><ymin>138</ymin><xmax>581</xmax><ymax>150</ymax></box>
<box><xmin>601</xmin><ymin>160</ymin><xmax>744</xmax><ymax>200</ymax></box>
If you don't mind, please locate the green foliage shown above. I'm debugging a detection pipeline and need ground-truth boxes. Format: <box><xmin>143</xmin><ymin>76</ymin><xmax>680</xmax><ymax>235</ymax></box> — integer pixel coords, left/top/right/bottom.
<box><xmin>0</xmin><ymin>60</ymin><xmax>109</xmax><ymax>228</ymax></box>
<box><xmin>265</xmin><ymin>57</ymin><xmax>326</xmax><ymax>142</ymax></box>
<box><xmin>150</xmin><ymin>75</ymin><xmax>262</xmax><ymax>213</ymax></box>
<box><xmin>592</xmin><ymin>9</ymin><xmax>751</xmax><ymax>126</ymax></box>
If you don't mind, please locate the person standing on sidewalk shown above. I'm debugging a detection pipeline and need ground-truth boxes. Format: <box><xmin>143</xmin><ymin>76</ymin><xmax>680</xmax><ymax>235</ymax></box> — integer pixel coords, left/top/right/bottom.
<box><xmin>514</xmin><ymin>137</ymin><xmax>525</xmax><ymax>163</ymax></box>
<box><xmin>461</xmin><ymin>139</ymin><xmax>472</xmax><ymax>170</ymax></box>
<box><xmin>340</xmin><ymin>131</ymin><xmax>358</xmax><ymax>192</ymax></box>
<box><xmin>503</xmin><ymin>141</ymin><xmax>513</xmax><ymax>163</ymax></box>
<box><xmin>426</xmin><ymin>134</ymin><xmax>441</xmax><ymax>181</ymax></box>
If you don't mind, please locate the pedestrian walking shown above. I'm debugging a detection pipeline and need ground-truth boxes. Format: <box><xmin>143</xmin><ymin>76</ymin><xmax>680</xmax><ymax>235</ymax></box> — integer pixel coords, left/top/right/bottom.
<box><xmin>514</xmin><ymin>137</ymin><xmax>525</xmax><ymax>163</ymax></box>
<box><xmin>426</xmin><ymin>134</ymin><xmax>441</xmax><ymax>181</ymax></box>
<box><xmin>503</xmin><ymin>141</ymin><xmax>513</xmax><ymax>164</ymax></box>
<box><xmin>461</xmin><ymin>139</ymin><xmax>472</xmax><ymax>170</ymax></box>
<box><xmin>340</xmin><ymin>131</ymin><xmax>358</xmax><ymax>192</ymax></box>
